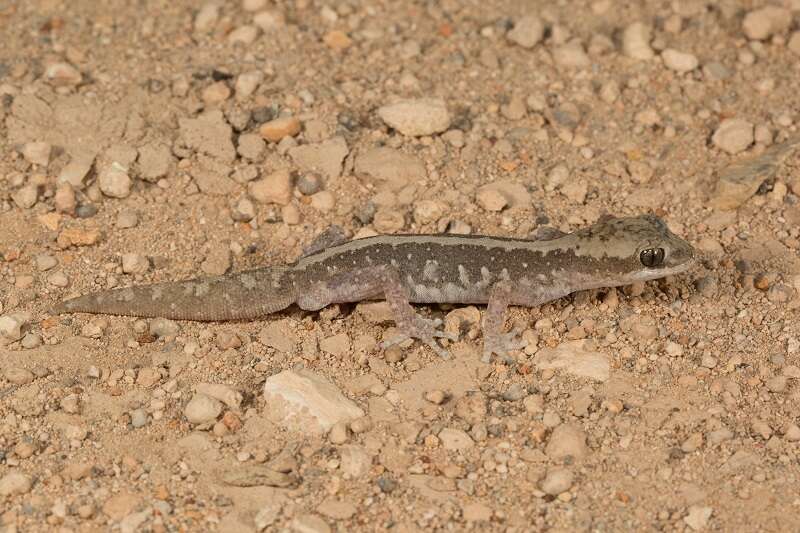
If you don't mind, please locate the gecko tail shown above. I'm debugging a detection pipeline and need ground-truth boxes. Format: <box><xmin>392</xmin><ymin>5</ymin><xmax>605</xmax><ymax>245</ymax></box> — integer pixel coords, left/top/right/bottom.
<box><xmin>51</xmin><ymin>267</ymin><xmax>296</xmax><ymax>321</ymax></box>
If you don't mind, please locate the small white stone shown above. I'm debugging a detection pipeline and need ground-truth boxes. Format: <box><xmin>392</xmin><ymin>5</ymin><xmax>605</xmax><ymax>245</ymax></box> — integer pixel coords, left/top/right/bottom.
<box><xmin>98</xmin><ymin>162</ymin><xmax>132</xmax><ymax>199</ymax></box>
<box><xmin>712</xmin><ymin>118</ymin><xmax>754</xmax><ymax>155</ymax></box>
<box><xmin>742</xmin><ymin>7</ymin><xmax>791</xmax><ymax>40</ymax></box>
<box><xmin>0</xmin><ymin>472</ymin><xmax>33</xmax><ymax>496</ymax></box>
<box><xmin>121</xmin><ymin>254</ymin><xmax>150</xmax><ymax>274</ymax></box>
<box><xmin>44</xmin><ymin>62</ymin><xmax>82</xmax><ymax>87</ymax></box>
<box><xmin>553</xmin><ymin>39</ymin><xmax>590</xmax><ymax>68</ymax></box>
<box><xmin>540</xmin><ymin>468</ymin><xmax>574</xmax><ymax>495</ymax></box>
<box><xmin>622</xmin><ymin>22</ymin><xmax>654</xmax><ymax>59</ymax></box>
<box><xmin>22</xmin><ymin>141</ymin><xmax>52</xmax><ymax>166</ymax></box>
<box><xmin>684</xmin><ymin>506</ymin><xmax>713</xmax><ymax>531</ymax></box>
<box><xmin>184</xmin><ymin>393</ymin><xmax>223</xmax><ymax>424</ymax></box>
<box><xmin>506</xmin><ymin>15</ymin><xmax>544</xmax><ymax>48</ymax></box>
<box><xmin>662</xmin><ymin>49</ymin><xmax>698</xmax><ymax>73</ymax></box>
<box><xmin>0</xmin><ymin>312</ymin><xmax>31</xmax><ymax>342</ymax></box>
<box><xmin>377</xmin><ymin>98</ymin><xmax>450</xmax><ymax>137</ymax></box>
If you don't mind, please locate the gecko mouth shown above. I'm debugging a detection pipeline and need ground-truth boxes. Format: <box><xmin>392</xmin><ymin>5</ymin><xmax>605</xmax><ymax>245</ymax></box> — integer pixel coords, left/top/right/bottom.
<box><xmin>631</xmin><ymin>257</ymin><xmax>697</xmax><ymax>282</ymax></box>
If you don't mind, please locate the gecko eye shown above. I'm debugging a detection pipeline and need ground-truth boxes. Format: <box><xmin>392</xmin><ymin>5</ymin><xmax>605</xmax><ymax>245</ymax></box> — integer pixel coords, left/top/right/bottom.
<box><xmin>640</xmin><ymin>248</ymin><xmax>665</xmax><ymax>268</ymax></box>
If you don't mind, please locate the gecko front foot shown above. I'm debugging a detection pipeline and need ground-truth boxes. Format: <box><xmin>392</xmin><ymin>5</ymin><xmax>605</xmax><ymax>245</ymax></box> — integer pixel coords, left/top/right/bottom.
<box><xmin>380</xmin><ymin>317</ymin><xmax>458</xmax><ymax>359</ymax></box>
<box><xmin>481</xmin><ymin>326</ymin><xmax>527</xmax><ymax>364</ymax></box>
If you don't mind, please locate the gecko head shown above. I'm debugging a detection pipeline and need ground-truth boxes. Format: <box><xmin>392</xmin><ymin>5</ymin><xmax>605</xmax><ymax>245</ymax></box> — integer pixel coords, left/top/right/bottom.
<box><xmin>573</xmin><ymin>214</ymin><xmax>695</xmax><ymax>283</ymax></box>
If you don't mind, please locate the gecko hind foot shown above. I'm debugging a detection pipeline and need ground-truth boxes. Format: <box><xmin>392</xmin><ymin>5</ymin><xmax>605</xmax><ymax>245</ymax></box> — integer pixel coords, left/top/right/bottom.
<box><xmin>380</xmin><ymin>317</ymin><xmax>457</xmax><ymax>359</ymax></box>
<box><xmin>481</xmin><ymin>326</ymin><xmax>527</xmax><ymax>364</ymax></box>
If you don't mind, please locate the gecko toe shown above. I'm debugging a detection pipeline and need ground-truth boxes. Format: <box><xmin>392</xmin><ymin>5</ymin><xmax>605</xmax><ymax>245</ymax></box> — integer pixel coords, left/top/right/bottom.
<box><xmin>380</xmin><ymin>316</ymin><xmax>454</xmax><ymax>358</ymax></box>
<box><xmin>481</xmin><ymin>328</ymin><xmax>527</xmax><ymax>364</ymax></box>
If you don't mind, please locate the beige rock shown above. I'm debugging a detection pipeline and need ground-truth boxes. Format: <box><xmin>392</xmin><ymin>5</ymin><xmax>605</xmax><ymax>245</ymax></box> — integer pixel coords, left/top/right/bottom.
<box><xmin>377</xmin><ymin>98</ymin><xmax>450</xmax><ymax>136</ymax></box>
<box><xmin>260</xmin><ymin>116</ymin><xmax>301</xmax><ymax>142</ymax></box>
<box><xmin>263</xmin><ymin>369</ymin><xmax>365</xmax><ymax>434</ymax></box>
<box><xmin>249</xmin><ymin>169</ymin><xmax>293</xmax><ymax>205</ymax></box>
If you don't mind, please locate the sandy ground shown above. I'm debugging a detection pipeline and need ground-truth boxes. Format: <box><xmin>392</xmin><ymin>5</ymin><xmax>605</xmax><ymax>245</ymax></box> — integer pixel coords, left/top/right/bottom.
<box><xmin>2</xmin><ymin>0</ymin><xmax>800</xmax><ymax>531</ymax></box>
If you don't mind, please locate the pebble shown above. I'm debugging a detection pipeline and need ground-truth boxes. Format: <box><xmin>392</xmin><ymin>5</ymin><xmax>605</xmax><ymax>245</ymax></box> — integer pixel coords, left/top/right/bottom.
<box><xmin>751</xmin><ymin>419</ymin><xmax>773</xmax><ymax>441</ymax></box>
<box><xmin>57</xmin><ymin>157</ymin><xmax>93</xmax><ymax>188</ymax></box>
<box><xmin>340</xmin><ymin>445</ymin><xmax>372</xmax><ymax>478</ymax></box>
<box><xmin>137</xmin><ymin>142</ymin><xmax>172</xmax><ymax>182</ymax></box>
<box><xmin>253</xmin><ymin>10</ymin><xmax>285</xmax><ymax>31</ymax></box>
<box><xmin>425</xmin><ymin>390</ymin><xmax>447</xmax><ymax>405</ymax></box>
<box><xmin>328</xmin><ymin>422</ymin><xmax>349</xmax><ymax>444</ymax></box>
<box><xmin>263</xmin><ymin>369</ymin><xmax>365</xmax><ymax>434</ymax></box>
<box><xmin>0</xmin><ymin>472</ymin><xmax>33</xmax><ymax>496</ymax></box>
<box><xmin>662</xmin><ymin>49</ymin><xmax>698</xmax><ymax>73</ymax></box>
<box><xmin>180</xmin><ymin>111</ymin><xmax>236</xmax><ymax>162</ymax></box>
<box><xmin>259</xmin><ymin>116</ymin><xmax>301</xmax><ymax>142</ymax></box>
<box><xmin>5</xmin><ymin>367</ymin><xmax>35</xmax><ymax>385</ymax></box>
<box><xmin>194</xmin><ymin>3</ymin><xmax>219</xmax><ymax>32</ymax></box>
<box><xmin>47</xmin><ymin>271</ymin><xmax>69</xmax><ymax>287</ymax></box>
<box><xmin>712</xmin><ymin>119</ymin><xmax>754</xmax><ymax>155</ymax></box>
<box><xmin>98</xmin><ymin>162</ymin><xmax>132</xmax><ymax>198</ymax></box>
<box><xmin>36</xmin><ymin>254</ymin><xmax>58</xmax><ymax>271</ymax></box>
<box><xmin>700</xmin><ymin>355</ymin><xmax>717</xmax><ymax>369</ymax></box>
<box><xmin>184</xmin><ymin>393</ymin><xmax>223</xmax><ymax>424</ymax></box>
<box><xmin>297</xmin><ymin>173</ymin><xmax>323</xmax><ymax>195</ymax></box>
<box><xmin>0</xmin><ymin>312</ymin><xmax>30</xmax><ymax>342</ymax></box>
<box><xmin>502</xmin><ymin>383</ymin><xmax>527</xmax><ymax>401</ymax></box>
<box><xmin>130</xmin><ymin>409</ymin><xmax>148</xmax><ymax>428</ymax></box>
<box><xmin>323</xmin><ymin>30</ymin><xmax>352</xmax><ymax>50</ymax></box>
<box><xmin>462</xmin><ymin>502</ymin><xmax>492</xmax><ymax>522</ymax></box>
<box><xmin>317</xmin><ymin>500</ymin><xmax>357</xmax><ymax>520</ymax></box>
<box><xmin>21</xmin><ymin>332</ymin><xmax>42</xmax><ymax>349</ymax></box>
<box><xmin>291</xmin><ymin>514</ymin><xmax>331</xmax><ymax>533</ymax></box>
<box><xmin>742</xmin><ymin>6</ymin><xmax>791</xmax><ymax>40</ymax></box>
<box><xmin>665</xmin><ymin>341</ymin><xmax>684</xmax><ymax>357</ymax></box>
<box><xmin>237</xmin><ymin>133</ymin><xmax>266</xmax><ymax>161</ymax></box>
<box><xmin>22</xmin><ymin>141</ymin><xmax>51</xmax><ymax>166</ymax></box>
<box><xmin>438</xmin><ymin>428</ymin><xmax>474</xmax><ymax>451</ymax></box>
<box><xmin>12</xmin><ymin>184</ymin><xmax>38</xmax><ymax>209</ymax></box>
<box><xmin>506</xmin><ymin>15</ymin><xmax>544</xmax><ymax>48</ymax></box>
<box><xmin>355</xmin><ymin>147</ymin><xmax>426</xmax><ymax>190</ymax></box>
<box><xmin>192</xmin><ymin>384</ymin><xmax>242</xmax><ymax>410</ymax></box>
<box><xmin>121</xmin><ymin>253</ymin><xmax>150</xmax><ymax>274</ymax></box>
<box><xmin>54</xmin><ymin>183</ymin><xmax>77</xmax><ymax>214</ymax></box>
<box><xmin>236</xmin><ymin>70</ymin><xmax>264</xmax><ymax>100</ymax></box>
<box><xmin>201</xmin><ymin>246</ymin><xmax>231</xmax><ymax>276</ymax></box>
<box><xmin>553</xmin><ymin>40</ymin><xmax>590</xmax><ymax>68</ymax></box>
<box><xmin>785</xmin><ymin>424</ymin><xmax>800</xmax><ymax>442</ymax></box>
<box><xmin>684</xmin><ymin>506</ymin><xmax>713</xmax><ymax>531</ymax></box>
<box><xmin>228</xmin><ymin>25</ymin><xmax>260</xmax><ymax>45</ymax></box>
<box><xmin>622</xmin><ymin>22</ymin><xmax>654</xmax><ymax>59</ymax></box>
<box><xmin>545</xmin><ymin>424</ymin><xmax>589</xmax><ymax>460</ymax></box>
<box><xmin>44</xmin><ymin>62</ymin><xmax>82</xmax><ymax>87</ymax></box>
<box><xmin>202</xmin><ymin>81</ymin><xmax>231</xmax><ymax>105</ymax></box>
<box><xmin>117</xmin><ymin>209</ymin><xmax>139</xmax><ymax>228</ymax></box>
<box><xmin>377</xmin><ymin>98</ymin><xmax>450</xmax><ymax>136</ymax></box>
<box><xmin>288</xmin><ymin>137</ymin><xmax>349</xmax><ymax>180</ymax></box>
<box><xmin>476</xmin><ymin>188</ymin><xmax>507</xmax><ymax>212</ymax></box>
<box><xmin>442</xmin><ymin>129</ymin><xmax>465</xmax><ymax>148</ymax></box>
<box><xmin>232</xmin><ymin>197</ymin><xmax>256</xmax><ymax>222</ymax></box>
<box><xmin>310</xmin><ymin>191</ymin><xmax>335</xmax><ymax>212</ymax></box>
<box><xmin>540</xmin><ymin>468</ymin><xmax>574</xmax><ymax>495</ymax></box>
<box><xmin>681</xmin><ymin>432</ymin><xmax>703</xmax><ymax>453</ymax></box>
<box><xmin>249</xmin><ymin>169</ymin><xmax>293</xmax><ymax>205</ymax></box>
<box><xmin>765</xmin><ymin>375</ymin><xmax>787</xmax><ymax>393</ymax></box>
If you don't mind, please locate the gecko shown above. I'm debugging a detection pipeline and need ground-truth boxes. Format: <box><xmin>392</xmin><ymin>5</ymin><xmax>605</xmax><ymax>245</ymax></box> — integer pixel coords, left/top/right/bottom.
<box><xmin>52</xmin><ymin>214</ymin><xmax>696</xmax><ymax>362</ymax></box>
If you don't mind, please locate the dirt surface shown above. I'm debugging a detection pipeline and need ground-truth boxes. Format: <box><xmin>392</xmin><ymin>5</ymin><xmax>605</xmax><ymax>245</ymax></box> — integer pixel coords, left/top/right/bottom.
<box><xmin>2</xmin><ymin>0</ymin><xmax>800</xmax><ymax>531</ymax></box>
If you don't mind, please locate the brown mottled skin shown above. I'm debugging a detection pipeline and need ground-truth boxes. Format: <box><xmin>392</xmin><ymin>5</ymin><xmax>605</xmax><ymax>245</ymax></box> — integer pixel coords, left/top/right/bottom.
<box><xmin>53</xmin><ymin>214</ymin><xmax>696</xmax><ymax>361</ymax></box>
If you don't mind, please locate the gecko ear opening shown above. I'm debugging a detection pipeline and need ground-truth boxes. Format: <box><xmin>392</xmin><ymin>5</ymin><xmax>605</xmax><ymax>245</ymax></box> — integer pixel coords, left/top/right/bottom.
<box><xmin>639</xmin><ymin>247</ymin><xmax>665</xmax><ymax>268</ymax></box>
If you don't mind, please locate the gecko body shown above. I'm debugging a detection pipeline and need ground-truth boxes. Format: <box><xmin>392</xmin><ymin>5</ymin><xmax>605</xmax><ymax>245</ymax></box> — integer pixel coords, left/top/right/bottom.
<box><xmin>53</xmin><ymin>214</ymin><xmax>695</xmax><ymax>361</ymax></box>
